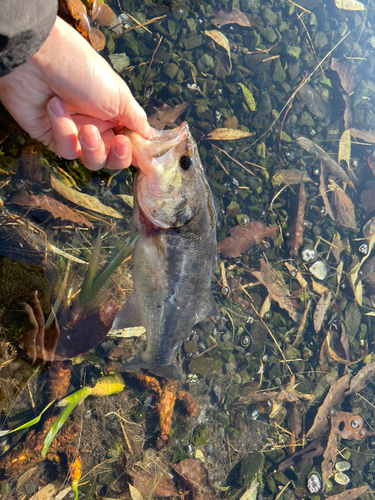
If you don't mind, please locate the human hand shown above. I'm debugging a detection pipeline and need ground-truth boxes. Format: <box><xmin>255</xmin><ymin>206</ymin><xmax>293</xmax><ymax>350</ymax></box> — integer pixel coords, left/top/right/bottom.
<box><xmin>0</xmin><ymin>16</ymin><xmax>153</xmax><ymax>170</ymax></box>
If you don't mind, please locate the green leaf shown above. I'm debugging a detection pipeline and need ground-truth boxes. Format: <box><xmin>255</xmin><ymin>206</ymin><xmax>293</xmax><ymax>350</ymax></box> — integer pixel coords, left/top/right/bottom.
<box><xmin>321</xmin><ymin>78</ymin><xmax>332</xmax><ymax>88</ymax></box>
<box><xmin>238</xmin><ymin>83</ymin><xmax>256</xmax><ymax>111</ymax></box>
<box><xmin>0</xmin><ymin>400</ymin><xmax>55</xmax><ymax>437</ymax></box>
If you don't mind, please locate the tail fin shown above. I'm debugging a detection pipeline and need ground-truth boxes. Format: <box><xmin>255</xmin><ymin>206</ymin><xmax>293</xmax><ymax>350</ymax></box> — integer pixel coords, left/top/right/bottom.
<box><xmin>120</xmin><ymin>356</ymin><xmax>183</xmax><ymax>380</ymax></box>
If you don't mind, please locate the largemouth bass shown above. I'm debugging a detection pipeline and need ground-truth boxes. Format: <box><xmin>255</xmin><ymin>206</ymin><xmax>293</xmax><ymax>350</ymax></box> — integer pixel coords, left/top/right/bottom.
<box><xmin>113</xmin><ymin>122</ymin><xmax>218</xmax><ymax>380</ymax></box>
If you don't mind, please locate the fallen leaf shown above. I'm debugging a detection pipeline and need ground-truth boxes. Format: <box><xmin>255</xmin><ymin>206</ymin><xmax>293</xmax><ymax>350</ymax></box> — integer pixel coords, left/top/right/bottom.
<box><xmin>349</xmin><ymin>127</ymin><xmax>375</xmax><ymax>143</ymax></box>
<box><xmin>360</xmin><ymin>189</ymin><xmax>375</xmax><ymax>214</ymax></box>
<box><xmin>205</xmin><ymin>128</ymin><xmax>252</xmax><ymax>141</ymax></box>
<box><xmin>11</xmin><ymin>194</ymin><xmax>93</xmax><ymax>228</ymax></box>
<box><xmin>322</xmin><ymin>428</ymin><xmax>338</xmax><ymax>487</ymax></box>
<box><xmin>306</xmin><ymin>374</ymin><xmax>350</xmax><ymax>439</ymax></box>
<box><xmin>147</xmin><ymin>102</ymin><xmax>190</xmax><ymax>130</ymax></box>
<box><xmin>51</xmin><ymin>175</ymin><xmax>123</xmax><ymax>218</ymax></box>
<box><xmin>217</xmin><ymin>221</ymin><xmax>276</xmax><ymax>258</ymax></box>
<box><xmin>334</xmin><ymin>0</ymin><xmax>365</xmax><ymax>9</ymax></box>
<box><xmin>129</xmin><ymin>469</ymin><xmax>179</xmax><ymax>498</ymax></box>
<box><xmin>129</xmin><ymin>483</ymin><xmax>145</xmax><ymax>500</ymax></box>
<box><xmin>330</xmin><ymin>181</ymin><xmax>356</xmax><ymax>230</ymax></box>
<box><xmin>332</xmin><ymin>232</ymin><xmax>343</xmax><ymax>262</ymax></box>
<box><xmin>174</xmin><ymin>459</ymin><xmax>219</xmax><ymax>500</ymax></box>
<box><xmin>271</xmin><ymin>169</ymin><xmax>312</xmax><ymax>187</ymax></box>
<box><xmin>346</xmin><ymin>362</ymin><xmax>375</xmax><ymax>395</ymax></box>
<box><xmin>205</xmin><ymin>30</ymin><xmax>231</xmax><ymax>75</ymax></box>
<box><xmin>338</xmin><ymin>129</ymin><xmax>351</xmax><ymax>168</ymax></box>
<box><xmin>277</xmin><ymin>441</ymin><xmax>324</xmax><ymax>471</ymax></box>
<box><xmin>319</xmin><ymin>163</ymin><xmax>335</xmax><ymax>221</ymax></box>
<box><xmin>239</xmin><ymin>479</ymin><xmax>259</xmax><ymax>500</ymax></box>
<box><xmin>363</xmin><ymin>217</ymin><xmax>375</xmax><ymax>240</ymax></box>
<box><xmin>313</xmin><ymin>289</ymin><xmax>331</xmax><ymax>333</ymax></box>
<box><xmin>296</xmin><ymin>137</ymin><xmax>354</xmax><ymax>188</ymax></box>
<box><xmin>238</xmin><ymin>83</ymin><xmax>256</xmax><ymax>111</ymax></box>
<box><xmin>252</xmin><ymin>258</ymin><xmax>298</xmax><ymax>322</ymax></box>
<box><xmin>331</xmin><ymin>412</ymin><xmax>370</xmax><ymax>440</ymax></box>
<box><xmin>325</xmin><ymin>486</ymin><xmax>369</xmax><ymax>500</ymax></box>
<box><xmin>211</xmin><ymin>8</ymin><xmax>251</xmax><ymax>28</ymax></box>
<box><xmin>287</xmin><ymin>183</ymin><xmax>306</xmax><ymax>256</ymax></box>
<box><xmin>331</xmin><ymin>58</ymin><xmax>357</xmax><ymax>94</ymax></box>
<box><xmin>116</xmin><ymin>194</ymin><xmax>134</xmax><ymax>208</ymax></box>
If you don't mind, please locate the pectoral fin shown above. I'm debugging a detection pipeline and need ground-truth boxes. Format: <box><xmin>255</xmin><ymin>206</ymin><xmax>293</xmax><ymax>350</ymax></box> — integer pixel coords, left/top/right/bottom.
<box><xmin>195</xmin><ymin>293</ymin><xmax>220</xmax><ymax>324</ymax></box>
<box><xmin>112</xmin><ymin>293</ymin><xmax>142</xmax><ymax>330</ymax></box>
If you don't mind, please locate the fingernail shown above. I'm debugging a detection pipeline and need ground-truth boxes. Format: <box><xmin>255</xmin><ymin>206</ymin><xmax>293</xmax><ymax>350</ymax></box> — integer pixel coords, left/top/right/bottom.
<box><xmin>115</xmin><ymin>142</ymin><xmax>129</xmax><ymax>159</ymax></box>
<box><xmin>49</xmin><ymin>97</ymin><xmax>65</xmax><ymax>117</ymax></box>
<box><xmin>81</xmin><ymin>129</ymin><xmax>100</xmax><ymax>150</ymax></box>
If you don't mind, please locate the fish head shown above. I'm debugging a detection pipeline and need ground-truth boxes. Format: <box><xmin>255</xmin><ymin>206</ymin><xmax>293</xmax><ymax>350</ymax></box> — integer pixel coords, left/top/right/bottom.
<box><xmin>123</xmin><ymin>122</ymin><xmax>203</xmax><ymax>229</ymax></box>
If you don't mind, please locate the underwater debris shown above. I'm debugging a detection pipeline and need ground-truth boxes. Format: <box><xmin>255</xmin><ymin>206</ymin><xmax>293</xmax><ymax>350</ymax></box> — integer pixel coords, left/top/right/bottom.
<box><xmin>217</xmin><ymin>222</ymin><xmax>275</xmax><ymax>258</ymax></box>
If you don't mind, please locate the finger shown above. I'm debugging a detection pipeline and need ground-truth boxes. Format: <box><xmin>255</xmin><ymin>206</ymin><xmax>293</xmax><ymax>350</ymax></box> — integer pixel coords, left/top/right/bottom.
<box><xmin>47</xmin><ymin>97</ymin><xmax>81</xmax><ymax>159</ymax></box>
<box><xmin>78</xmin><ymin>124</ymin><xmax>107</xmax><ymax>170</ymax></box>
<box><xmin>105</xmin><ymin>134</ymin><xmax>132</xmax><ymax>170</ymax></box>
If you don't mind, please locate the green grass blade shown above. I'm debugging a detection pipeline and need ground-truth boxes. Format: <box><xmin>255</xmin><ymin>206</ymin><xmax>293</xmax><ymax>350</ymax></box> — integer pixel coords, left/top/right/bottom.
<box><xmin>0</xmin><ymin>400</ymin><xmax>55</xmax><ymax>437</ymax></box>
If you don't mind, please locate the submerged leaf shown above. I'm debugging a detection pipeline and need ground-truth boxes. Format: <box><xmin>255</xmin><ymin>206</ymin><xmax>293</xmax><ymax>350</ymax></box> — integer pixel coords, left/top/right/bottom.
<box><xmin>238</xmin><ymin>83</ymin><xmax>256</xmax><ymax>111</ymax></box>
<box><xmin>313</xmin><ymin>290</ymin><xmax>331</xmax><ymax>333</ymax></box>
<box><xmin>272</xmin><ymin>169</ymin><xmax>312</xmax><ymax>187</ymax></box>
<box><xmin>147</xmin><ymin>102</ymin><xmax>190</xmax><ymax>130</ymax></box>
<box><xmin>338</xmin><ymin>130</ymin><xmax>351</xmax><ymax>168</ymax></box>
<box><xmin>205</xmin><ymin>30</ymin><xmax>231</xmax><ymax>74</ymax></box>
<box><xmin>349</xmin><ymin>127</ymin><xmax>375</xmax><ymax>143</ymax></box>
<box><xmin>287</xmin><ymin>183</ymin><xmax>306</xmax><ymax>256</ymax></box>
<box><xmin>334</xmin><ymin>0</ymin><xmax>365</xmax><ymax>10</ymax></box>
<box><xmin>330</xmin><ymin>181</ymin><xmax>356</xmax><ymax>230</ymax></box>
<box><xmin>331</xmin><ymin>58</ymin><xmax>357</xmax><ymax>94</ymax></box>
<box><xmin>205</xmin><ymin>128</ymin><xmax>252</xmax><ymax>140</ymax></box>
<box><xmin>51</xmin><ymin>175</ymin><xmax>123</xmax><ymax>218</ymax></box>
<box><xmin>217</xmin><ymin>221</ymin><xmax>276</xmax><ymax>258</ymax></box>
<box><xmin>211</xmin><ymin>8</ymin><xmax>251</xmax><ymax>27</ymax></box>
<box><xmin>252</xmin><ymin>258</ymin><xmax>298</xmax><ymax>322</ymax></box>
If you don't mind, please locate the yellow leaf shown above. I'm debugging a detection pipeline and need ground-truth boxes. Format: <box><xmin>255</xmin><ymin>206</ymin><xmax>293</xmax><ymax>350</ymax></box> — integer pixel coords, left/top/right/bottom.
<box><xmin>205</xmin><ymin>30</ymin><xmax>231</xmax><ymax>75</ymax></box>
<box><xmin>313</xmin><ymin>290</ymin><xmax>331</xmax><ymax>333</ymax></box>
<box><xmin>335</xmin><ymin>0</ymin><xmax>365</xmax><ymax>9</ymax></box>
<box><xmin>116</xmin><ymin>194</ymin><xmax>134</xmax><ymax>208</ymax></box>
<box><xmin>338</xmin><ymin>129</ymin><xmax>351</xmax><ymax>168</ymax></box>
<box><xmin>238</xmin><ymin>83</ymin><xmax>256</xmax><ymax>111</ymax></box>
<box><xmin>51</xmin><ymin>175</ymin><xmax>123</xmax><ymax>219</ymax></box>
<box><xmin>129</xmin><ymin>484</ymin><xmax>144</xmax><ymax>500</ymax></box>
<box><xmin>311</xmin><ymin>278</ymin><xmax>329</xmax><ymax>294</ymax></box>
<box><xmin>205</xmin><ymin>128</ymin><xmax>252</xmax><ymax>140</ymax></box>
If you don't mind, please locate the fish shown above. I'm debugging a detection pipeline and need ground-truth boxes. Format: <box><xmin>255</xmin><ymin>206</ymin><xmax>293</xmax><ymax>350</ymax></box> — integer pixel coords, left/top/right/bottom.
<box><xmin>112</xmin><ymin>122</ymin><xmax>218</xmax><ymax>380</ymax></box>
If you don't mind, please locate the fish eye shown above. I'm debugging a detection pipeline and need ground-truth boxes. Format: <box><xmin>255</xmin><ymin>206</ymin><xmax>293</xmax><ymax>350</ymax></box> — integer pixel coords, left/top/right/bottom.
<box><xmin>179</xmin><ymin>155</ymin><xmax>192</xmax><ymax>170</ymax></box>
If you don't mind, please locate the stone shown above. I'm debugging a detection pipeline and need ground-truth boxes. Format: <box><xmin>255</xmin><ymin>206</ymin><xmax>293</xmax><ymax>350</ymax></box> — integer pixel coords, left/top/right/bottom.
<box><xmin>197</xmin><ymin>53</ymin><xmax>214</xmax><ymax>72</ymax></box>
<box><xmin>108</xmin><ymin>53</ymin><xmax>130</xmax><ymax>74</ymax></box>
<box><xmin>298</xmin><ymin>111</ymin><xmax>315</xmax><ymax>127</ymax></box>
<box><xmin>263</xmin><ymin>7</ymin><xmax>278</xmax><ymax>25</ymax></box>
<box><xmin>182</xmin><ymin>34</ymin><xmax>203</xmax><ymax>50</ymax></box>
<box><xmin>273</xmin><ymin>58</ymin><xmax>286</xmax><ymax>83</ymax></box>
<box><xmin>163</xmin><ymin>62</ymin><xmax>179</xmax><ymax>80</ymax></box>
<box><xmin>192</xmin><ymin>424</ymin><xmax>208</xmax><ymax>446</ymax></box>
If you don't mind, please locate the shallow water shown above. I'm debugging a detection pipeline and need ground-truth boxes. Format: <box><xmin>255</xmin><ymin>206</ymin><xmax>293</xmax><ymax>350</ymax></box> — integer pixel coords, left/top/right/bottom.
<box><xmin>1</xmin><ymin>0</ymin><xmax>375</xmax><ymax>498</ymax></box>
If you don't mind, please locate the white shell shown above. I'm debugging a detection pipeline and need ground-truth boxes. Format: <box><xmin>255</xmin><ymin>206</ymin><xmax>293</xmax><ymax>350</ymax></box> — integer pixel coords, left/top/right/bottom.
<box><xmin>335</xmin><ymin>461</ymin><xmax>351</xmax><ymax>472</ymax></box>
<box><xmin>334</xmin><ymin>472</ymin><xmax>350</xmax><ymax>485</ymax></box>
<box><xmin>309</xmin><ymin>260</ymin><xmax>328</xmax><ymax>280</ymax></box>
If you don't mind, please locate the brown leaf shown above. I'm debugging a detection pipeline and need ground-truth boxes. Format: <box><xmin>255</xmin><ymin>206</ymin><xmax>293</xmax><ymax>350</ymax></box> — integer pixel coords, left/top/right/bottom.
<box><xmin>271</xmin><ymin>169</ymin><xmax>312</xmax><ymax>187</ymax></box>
<box><xmin>331</xmin><ymin>58</ymin><xmax>357</xmax><ymax>94</ymax></box>
<box><xmin>313</xmin><ymin>290</ymin><xmax>331</xmax><ymax>333</ymax></box>
<box><xmin>322</xmin><ymin>428</ymin><xmax>338</xmax><ymax>487</ymax></box>
<box><xmin>306</xmin><ymin>374</ymin><xmax>350</xmax><ymax>440</ymax></box>
<box><xmin>332</xmin><ymin>232</ymin><xmax>343</xmax><ymax>262</ymax></box>
<box><xmin>325</xmin><ymin>486</ymin><xmax>369</xmax><ymax>500</ymax></box>
<box><xmin>331</xmin><ymin>411</ymin><xmax>371</xmax><ymax>440</ymax></box>
<box><xmin>129</xmin><ymin>469</ymin><xmax>179</xmax><ymax>498</ymax></box>
<box><xmin>338</xmin><ymin>129</ymin><xmax>351</xmax><ymax>167</ymax></box>
<box><xmin>287</xmin><ymin>183</ymin><xmax>306</xmax><ymax>256</ymax></box>
<box><xmin>252</xmin><ymin>258</ymin><xmax>298</xmax><ymax>322</ymax></box>
<box><xmin>349</xmin><ymin>127</ymin><xmax>375</xmax><ymax>143</ymax></box>
<box><xmin>296</xmin><ymin>137</ymin><xmax>354</xmax><ymax>188</ymax></box>
<box><xmin>358</xmin><ymin>255</ymin><xmax>375</xmax><ymax>285</ymax></box>
<box><xmin>277</xmin><ymin>441</ymin><xmax>324</xmax><ymax>472</ymax></box>
<box><xmin>205</xmin><ymin>128</ymin><xmax>252</xmax><ymax>141</ymax></box>
<box><xmin>11</xmin><ymin>194</ymin><xmax>93</xmax><ymax>228</ymax></box>
<box><xmin>343</xmin><ymin>94</ymin><xmax>354</xmax><ymax>129</ymax></box>
<box><xmin>363</xmin><ymin>217</ymin><xmax>375</xmax><ymax>240</ymax></box>
<box><xmin>330</xmin><ymin>183</ymin><xmax>356</xmax><ymax>230</ymax></box>
<box><xmin>147</xmin><ymin>102</ymin><xmax>190</xmax><ymax>130</ymax></box>
<box><xmin>174</xmin><ymin>459</ymin><xmax>219</xmax><ymax>500</ymax></box>
<box><xmin>360</xmin><ymin>189</ymin><xmax>375</xmax><ymax>214</ymax></box>
<box><xmin>346</xmin><ymin>362</ymin><xmax>375</xmax><ymax>395</ymax></box>
<box><xmin>211</xmin><ymin>9</ymin><xmax>251</xmax><ymax>28</ymax></box>
<box><xmin>217</xmin><ymin>221</ymin><xmax>276</xmax><ymax>258</ymax></box>
<box><xmin>319</xmin><ymin>163</ymin><xmax>335</xmax><ymax>221</ymax></box>
<box><xmin>205</xmin><ymin>30</ymin><xmax>231</xmax><ymax>74</ymax></box>
<box><xmin>51</xmin><ymin>175</ymin><xmax>123</xmax><ymax>218</ymax></box>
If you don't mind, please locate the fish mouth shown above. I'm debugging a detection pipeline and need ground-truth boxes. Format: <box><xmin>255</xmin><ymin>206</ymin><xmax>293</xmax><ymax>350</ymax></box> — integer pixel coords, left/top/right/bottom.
<box><xmin>123</xmin><ymin>122</ymin><xmax>190</xmax><ymax>174</ymax></box>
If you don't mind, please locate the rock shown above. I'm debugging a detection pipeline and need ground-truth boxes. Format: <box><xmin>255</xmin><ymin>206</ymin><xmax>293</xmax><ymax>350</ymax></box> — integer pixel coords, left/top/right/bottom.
<box><xmin>223</xmin><ymin>116</ymin><xmax>238</xmax><ymax>129</ymax></box>
<box><xmin>314</xmin><ymin>32</ymin><xmax>328</xmax><ymax>50</ymax></box>
<box><xmin>108</xmin><ymin>53</ymin><xmax>130</xmax><ymax>74</ymax></box>
<box><xmin>197</xmin><ymin>53</ymin><xmax>214</xmax><ymax>72</ymax></box>
<box><xmin>298</xmin><ymin>111</ymin><xmax>315</xmax><ymax>127</ymax></box>
<box><xmin>236</xmin><ymin>452</ymin><xmax>264</xmax><ymax>487</ymax></box>
<box><xmin>189</xmin><ymin>356</ymin><xmax>218</xmax><ymax>377</ymax></box>
<box><xmin>273</xmin><ymin>58</ymin><xmax>286</xmax><ymax>83</ymax></box>
<box><xmin>182</xmin><ymin>34</ymin><xmax>203</xmax><ymax>50</ymax></box>
<box><xmin>263</xmin><ymin>7</ymin><xmax>278</xmax><ymax>25</ymax></box>
<box><xmin>192</xmin><ymin>424</ymin><xmax>208</xmax><ymax>446</ymax></box>
<box><xmin>286</xmin><ymin>45</ymin><xmax>302</xmax><ymax>59</ymax></box>
<box><xmin>163</xmin><ymin>62</ymin><xmax>179</xmax><ymax>80</ymax></box>
<box><xmin>262</xmin><ymin>27</ymin><xmax>277</xmax><ymax>43</ymax></box>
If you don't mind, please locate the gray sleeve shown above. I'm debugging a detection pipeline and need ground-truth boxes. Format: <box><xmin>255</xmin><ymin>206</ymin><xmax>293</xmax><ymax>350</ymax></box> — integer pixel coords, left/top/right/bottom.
<box><xmin>0</xmin><ymin>0</ymin><xmax>58</xmax><ymax>76</ymax></box>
